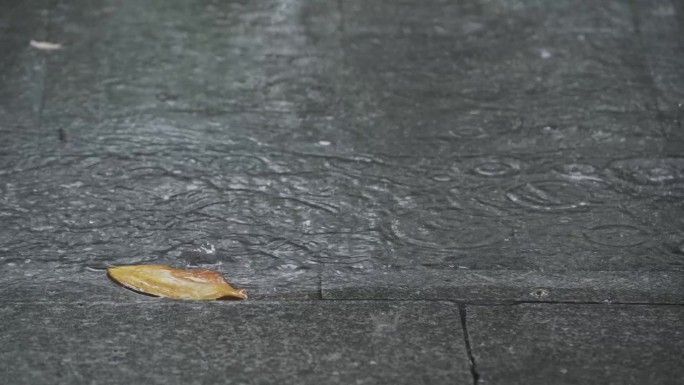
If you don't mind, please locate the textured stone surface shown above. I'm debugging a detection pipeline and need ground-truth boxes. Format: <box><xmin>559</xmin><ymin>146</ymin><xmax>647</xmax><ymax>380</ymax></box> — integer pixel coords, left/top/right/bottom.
<box><xmin>323</xmin><ymin>268</ymin><xmax>684</xmax><ymax>303</ymax></box>
<box><xmin>1</xmin><ymin>0</ymin><xmax>683</xmax><ymax>294</ymax></box>
<box><xmin>1</xmin><ymin>0</ymin><xmax>684</xmax><ymax>383</ymax></box>
<box><xmin>0</xmin><ymin>301</ymin><xmax>471</xmax><ymax>385</ymax></box>
<box><xmin>467</xmin><ymin>304</ymin><xmax>684</xmax><ymax>385</ymax></box>
<box><xmin>0</xmin><ymin>271</ymin><xmax>317</xmax><ymax>302</ymax></box>
<box><xmin>633</xmin><ymin>0</ymin><xmax>684</xmax><ymax>113</ymax></box>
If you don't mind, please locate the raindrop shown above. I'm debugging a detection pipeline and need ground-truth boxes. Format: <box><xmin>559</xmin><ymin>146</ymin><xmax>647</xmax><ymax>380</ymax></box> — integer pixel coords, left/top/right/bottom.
<box><xmin>464</xmin><ymin>157</ymin><xmax>523</xmax><ymax>178</ymax></box>
<box><xmin>530</xmin><ymin>288</ymin><xmax>550</xmax><ymax>298</ymax></box>
<box><xmin>555</xmin><ymin>163</ymin><xmax>601</xmax><ymax>181</ymax></box>
<box><xmin>277</xmin><ymin>263</ymin><xmax>300</xmax><ymax>272</ymax></box>
<box><xmin>645</xmin><ymin>167</ymin><xmax>676</xmax><ymax>183</ymax></box>
<box><xmin>474</xmin><ymin>162</ymin><xmax>515</xmax><ymax>177</ymax></box>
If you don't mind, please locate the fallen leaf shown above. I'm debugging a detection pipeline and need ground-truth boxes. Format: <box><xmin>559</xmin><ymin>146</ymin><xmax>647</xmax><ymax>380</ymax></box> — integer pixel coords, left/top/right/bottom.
<box><xmin>30</xmin><ymin>40</ymin><xmax>63</xmax><ymax>50</ymax></box>
<box><xmin>107</xmin><ymin>264</ymin><xmax>247</xmax><ymax>300</ymax></box>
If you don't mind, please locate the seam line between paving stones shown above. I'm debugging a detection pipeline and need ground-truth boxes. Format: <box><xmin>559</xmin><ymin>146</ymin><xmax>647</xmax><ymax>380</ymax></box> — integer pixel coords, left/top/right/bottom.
<box><xmin>505</xmin><ymin>300</ymin><xmax>684</xmax><ymax>306</ymax></box>
<box><xmin>317</xmin><ymin>272</ymin><xmax>324</xmax><ymax>300</ymax></box>
<box><xmin>0</xmin><ymin>299</ymin><xmax>458</xmax><ymax>307</ymax></box>
<box><xmin>458</xmin><ymin>304</ymin><xmax>480</xmax><ymax>385</ymax></box>
<box><xmin>3</xmin><ymin>299</ymin><xmax>684</xmax><ymax>305</ymax></box>
<box><xmin>316</xmin><ymin>298</ymin><xmax>684</xmax><ymax>306</ymax></box>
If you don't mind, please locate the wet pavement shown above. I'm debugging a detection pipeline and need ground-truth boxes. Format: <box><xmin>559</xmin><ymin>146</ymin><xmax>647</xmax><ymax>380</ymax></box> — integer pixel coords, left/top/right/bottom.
<box><xmin>1</xmin><ymin>0</ymin><xmax>683</xmax><ymax>384</ymax></box>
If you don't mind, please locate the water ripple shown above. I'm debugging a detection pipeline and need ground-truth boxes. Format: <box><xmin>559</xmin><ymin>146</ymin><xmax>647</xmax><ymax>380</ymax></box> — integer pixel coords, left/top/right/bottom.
<box><xmin>462</xmin><ymin>156</ymin><xmax>525</xmax><ymax>178</ymax></box>
<box><xmin>583</xmin><ymin>224</ymin><xmax>649</xmax><ymax>248</ymax></box>
<box><xmin>506</xmin><ymin>180</ymin><xmax>591</xmax><ymax>212</ymax></box>
<box><xmin>606</xmin><ymin>157</ymin><xmax>684</xmax><ymax>198</ymax></box>
<box><xmin>388</xmin><ymin>210</ymin><xmax>510</xmax><ymax>250</ymax></box>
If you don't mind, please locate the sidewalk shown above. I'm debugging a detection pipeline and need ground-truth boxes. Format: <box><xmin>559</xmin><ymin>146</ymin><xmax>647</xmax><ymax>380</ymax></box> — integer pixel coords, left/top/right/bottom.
<box><xmin>1</xmin><ymin>0</ymin><xmax>683</xmax><ymax>384</ymax></box>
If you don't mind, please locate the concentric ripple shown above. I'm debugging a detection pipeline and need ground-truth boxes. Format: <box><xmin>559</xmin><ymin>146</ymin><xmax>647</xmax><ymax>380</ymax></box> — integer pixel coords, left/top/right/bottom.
<box><xmin>505</xmin><ymin>180</ymin><xmax>591</xmax><ymax>212</ymax></box>
<box><xmin>606</xmin><ymin>157</ymin><xmax>684</xmax><ymax>198</ymax></box>
<box><xmin>389</xmin><ymin>210</ymin><xmax>510</xmax><ymax>250</ymax></box>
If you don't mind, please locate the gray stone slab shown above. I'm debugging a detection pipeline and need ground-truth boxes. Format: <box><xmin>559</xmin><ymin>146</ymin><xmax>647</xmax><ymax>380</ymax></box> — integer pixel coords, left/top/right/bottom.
<box><xmin>0</xmin><ymin>301</ymin><xmax>471</xmax><ymax>385</ymax></box>
<box><xmin>1</xmin><ymin>0</ymin><xmax>683</xmax><ymax>302</ymax></box>
<box><xmin>467</xmin><ymin>303</ymin><xmax>684</xmax><ymax>385</ymax></box>
<box><xmin>323</xmin><ymin>268</ymin><xmax>684</xmax><ymax>303</ymax></box>
<box><xmin>338</xmin><ymin>0</ymin><xmax>652</xmax><ymax>120</ymax></box>
<box><xmin>633</xmin><ymin>0</ymin><xmax>684</xmax><ymax>113</ymax></box>
<box><xmin>0</xmin><ymin>267</ymin><xmax>319</xmax><ymax>302</ymax></box>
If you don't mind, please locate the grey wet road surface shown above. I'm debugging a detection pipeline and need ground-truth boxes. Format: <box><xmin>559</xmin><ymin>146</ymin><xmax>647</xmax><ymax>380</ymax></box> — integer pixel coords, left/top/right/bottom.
<box><xmin>0</xmin><ymin>0</ymin><xmax>683</xmax><ymax>384</ymax></box>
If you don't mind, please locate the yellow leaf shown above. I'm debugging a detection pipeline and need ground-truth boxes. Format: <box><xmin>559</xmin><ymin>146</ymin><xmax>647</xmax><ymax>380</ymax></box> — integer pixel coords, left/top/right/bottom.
<box><xmin>108</xmin><ymin>264</ymin><xmax>247</xmax><ymax>300</ymax></box>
